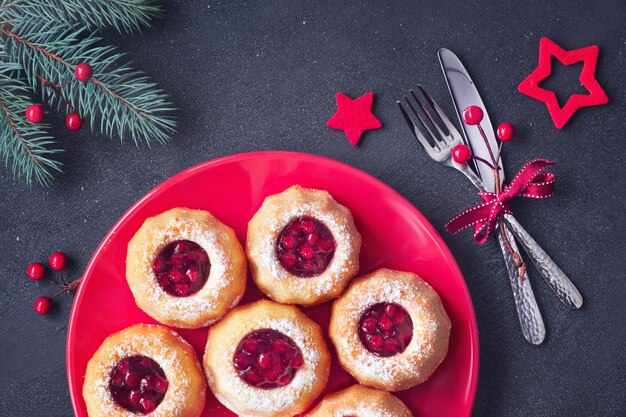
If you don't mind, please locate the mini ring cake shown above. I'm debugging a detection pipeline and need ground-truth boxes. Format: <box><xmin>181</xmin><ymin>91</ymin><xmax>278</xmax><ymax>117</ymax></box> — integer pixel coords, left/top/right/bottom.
<box><xmin>329</xmin><ymin>268</ymin><xmax>451</xmax><ymax>391</ymax></box>
<box><xmin>308</xmin><ymin>384</ymin><xmax>413</xmax><ymax>417</ymax></box>
<box><xmin>203</xmin><ymin>299</ymin><xmax>331</xmax><ymax>417</ymax></box>
<box><xmin>83</xmin><ymin>324</ymin><xmax>206</xmax><ymax>417</ymax></box>
<box><xmin>126</xmin><ymin>207</ymin><xmax>247</xmax><ymax>328</ymax></box>
<box><xmin>246</xmin><ymin>185</ymin><xmax>361</xmax><ymax>306</ymax></box>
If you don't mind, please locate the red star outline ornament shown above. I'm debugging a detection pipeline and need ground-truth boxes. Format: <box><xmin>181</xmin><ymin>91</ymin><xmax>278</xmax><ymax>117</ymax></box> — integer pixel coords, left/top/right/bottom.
<box><xmin>326</xmin><ymin>91</ymin><xmax>382</xmax><ymax>146</ymax></box>
<box><xmin>518</xmin><ymin>37</ymin><xmax>608</xmax><ymax>129</ymax></box>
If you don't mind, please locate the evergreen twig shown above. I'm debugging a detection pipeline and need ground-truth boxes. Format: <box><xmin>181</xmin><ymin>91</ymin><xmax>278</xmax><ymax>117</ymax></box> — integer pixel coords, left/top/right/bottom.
<box><xmin>2</xmin><ymin>17</ymin><xmax>176</xmax><ymax>146</ymax></box>
<box><xmin>6</xmin><ymin>0</ymin><xmax>162</xmax><ymax>34</ymax></box>
<box><xmin>0</xmin><ymin>62</ymin><xmax>62</xmax><ymax>186</ymax></box>
<box><xmin>0</xmin><ymin>0</ymin><xmax>174</xmax><ymax>186</ymax></box>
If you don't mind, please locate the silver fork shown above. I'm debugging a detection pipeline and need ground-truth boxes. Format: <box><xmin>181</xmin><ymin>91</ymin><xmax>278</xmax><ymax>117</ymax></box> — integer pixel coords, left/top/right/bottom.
<box><xmin>398</xmin><ymin>86</ymin><xmax>546</xmax><ymax>345</ymax></box>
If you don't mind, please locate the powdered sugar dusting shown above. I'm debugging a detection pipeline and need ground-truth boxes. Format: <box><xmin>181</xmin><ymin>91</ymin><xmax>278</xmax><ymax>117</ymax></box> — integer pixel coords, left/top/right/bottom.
<box><xmin>254</xmin><ymin>202</ymin><xmax>352</xmax><ymax>295</ymax></box>
<box><xmin>333</xmin><ymin>270</ymin><xmax>443</xmax><ymax>386</ymax></box>
<box><xmin>247</xmin><ymin>186</ymin><xmax>361</xmax><ymax>305</ymax></box>
<box><xmin>89</xmin><ymin>325</ymin><xmax>197</xmax><ymax>417</ymax></box>
<box><xmin>128</xmin><ymin>208</ymin><xmax>244</xmax><ymax>327</ymax></box>
<box><xmin>329</xmin><ymin>404</ymin><xmax>402</xmax><ymax>417</ymax></box>
<box><xmin>210</xmin><ymin>318</ymin><xmax>323</xmax><ymax>416</ymax></box>
<box><xmin>310</xmin><ymin>385</ymin><xmax>412</xmax><ymax>417</ymax></box>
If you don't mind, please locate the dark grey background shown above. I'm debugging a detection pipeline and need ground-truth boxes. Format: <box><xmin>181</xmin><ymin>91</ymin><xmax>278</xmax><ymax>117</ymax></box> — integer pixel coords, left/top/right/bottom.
<box><xmin>1</xmin><ymin>1</ymin><xmax>624</xmax><ymax>416</ymax></box>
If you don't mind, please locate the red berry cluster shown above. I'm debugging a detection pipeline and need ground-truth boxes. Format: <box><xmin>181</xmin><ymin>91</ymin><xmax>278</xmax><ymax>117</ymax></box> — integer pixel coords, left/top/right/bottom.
<box><xmin>25</xmin><ymin>62</ymin><xmax>93</xmax><ymax>131</ymax></box>
<box><xmin>26</xmin><ymin>251</ymin><xmax>79</xmax><ymax>315</ymax></box>
<box><xmin>451</xmin><ymin>105</ymin><xmax>516</xmax><ymax>165</ymax></box>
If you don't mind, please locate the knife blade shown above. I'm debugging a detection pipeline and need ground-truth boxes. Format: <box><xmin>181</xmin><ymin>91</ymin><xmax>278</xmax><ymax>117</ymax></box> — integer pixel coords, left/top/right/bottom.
<box><xmin>438</xmin><ymin>47</ymin><xmax>546</xmax><ymax>344</ymax></box>
<box><xmin>437</xmin><ymin>48</ymin><xmax>501</xmax><ymax>192</ymax></box>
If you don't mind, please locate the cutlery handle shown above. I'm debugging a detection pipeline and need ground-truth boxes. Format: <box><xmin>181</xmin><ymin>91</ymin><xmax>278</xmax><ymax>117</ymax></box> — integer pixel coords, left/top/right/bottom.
<box><xmin>497</xmin><ymin>225</ymin><xmax>546</xmax><ymax>345</ymax></box>
<box><xmin>503</xmin><ymin>214</ymin><xmax>583</xmax><ymax>309</ymax></box>
<box><xmin>457</xmin><ymin>163</ymin><xmax>582</xmax><ymax>309</ymax></box>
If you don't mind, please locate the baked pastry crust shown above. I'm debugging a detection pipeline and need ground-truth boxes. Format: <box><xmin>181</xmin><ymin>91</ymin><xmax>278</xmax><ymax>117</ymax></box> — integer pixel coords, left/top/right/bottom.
<box><xmin>126</xmin><ymin>207</ymin><xmax>247</xmax><ymax>328</ymax></box>
<box><xmin>308</xmin><ymin>384</ymin><xmax>413</xmax><ymax>417</ymax></box>
<box><xmin>83</xmin><ymin>324</ymin><xmax>206</xmax><ymax>417</ymax></box>
<box><xmin>203</xmin><ymin>299</ymin><xmax>331</xmax><ymax>417</ymax></box>
<box><xmin>246</xmin><ymin>185</ymin><xmax>361</xmax><ymax>306</ymax></box>
<box><xmin>329</xmin><ymin>268</ymin><xmax>451</xmax><ymax>391</ymax></box>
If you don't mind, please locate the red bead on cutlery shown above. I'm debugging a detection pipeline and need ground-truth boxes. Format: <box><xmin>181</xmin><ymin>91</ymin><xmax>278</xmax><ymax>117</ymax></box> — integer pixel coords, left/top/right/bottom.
<box><xmin>463</xmin><ymin>106</ymin><xmax>484</xmax><ymax>125</ymax></box>
<box><xmin>452</xmin><ymin>144</ymin><xmax>471</xmax><ymax>164</ymax></box>
<box><xmin>497</xmin><ymin>122</ymin><xmax>516</xmax><ymax>141</ymax></box>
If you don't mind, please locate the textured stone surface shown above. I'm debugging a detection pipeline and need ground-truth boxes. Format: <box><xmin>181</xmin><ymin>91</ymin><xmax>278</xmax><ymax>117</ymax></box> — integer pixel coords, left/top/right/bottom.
<box><xmin>0</xmin><ymin>1</ymin><xmax>624</xmax><ymax>416</ymax></box>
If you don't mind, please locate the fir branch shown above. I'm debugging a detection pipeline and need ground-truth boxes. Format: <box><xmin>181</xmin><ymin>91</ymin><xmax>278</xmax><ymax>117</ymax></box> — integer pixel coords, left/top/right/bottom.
<box><xmin>3</xmin><ymin>0</ymin><xmax>162</xmax><ymax>34</ymax></box>
<box><xmin>0</xmin><ymin>62</ymin><xmax>62</xmax><ymax>187</ymax></box>
<box><xmin>2</xmin><ymin>17</ymin><xmax>177</xmax><ymax>146</ymax></box>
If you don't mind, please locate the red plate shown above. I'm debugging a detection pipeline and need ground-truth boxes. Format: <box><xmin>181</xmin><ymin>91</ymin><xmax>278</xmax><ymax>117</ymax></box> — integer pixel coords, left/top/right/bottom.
<box><xmin>67</xmin><ymin>151</ymin><xmax>479</xmax><ymax>417</ymax></box>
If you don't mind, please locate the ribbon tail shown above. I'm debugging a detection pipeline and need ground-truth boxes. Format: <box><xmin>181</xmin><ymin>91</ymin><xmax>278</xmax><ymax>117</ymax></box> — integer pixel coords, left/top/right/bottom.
<box><xmin>446</xmin><ymin>201</ymin><xmax>497</xmax><ymax>236</ymax></box>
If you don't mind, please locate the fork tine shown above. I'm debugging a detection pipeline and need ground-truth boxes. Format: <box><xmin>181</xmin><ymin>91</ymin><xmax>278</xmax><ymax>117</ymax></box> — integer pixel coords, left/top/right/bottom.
<box><xmin>411</xmin><ymin>89</ymin><xmax>450</xmax><ymax>147</ymax></box>
<box><xmin>397</xmin><ymin>100</ymin><xmax>439</xmax><ymax>153</ymax></box>
<box><xmin>404</xmin><ymin>94</ymin><xmax>441</xmax><ymax>151</ymax></box>
<box><xmin>417</xmin><ymin>85</ymin><xmax>462</xmax><ymax>141</ymax></box>
<box><xmin>404</xmin><ymin>94</ymin><xmax>441</xmax><ymax>150</ymax></box>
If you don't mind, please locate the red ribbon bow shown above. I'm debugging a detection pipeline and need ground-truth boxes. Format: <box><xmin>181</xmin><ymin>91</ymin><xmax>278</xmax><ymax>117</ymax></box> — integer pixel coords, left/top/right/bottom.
<box><xmin>446</xmin><ymin>159</ymin><xmax>557</xmax><ymax>244</ymax></box>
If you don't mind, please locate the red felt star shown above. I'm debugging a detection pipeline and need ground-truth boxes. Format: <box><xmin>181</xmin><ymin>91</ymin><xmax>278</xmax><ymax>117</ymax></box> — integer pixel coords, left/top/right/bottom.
<box><xmin>518</xmin><ymin>37</ymin><xmax>608</xmax><ymax>129</ymax></box>
<box><xmin>326</xmin><ymin>92</ymin><xmax>382</xmax><ymax>146</ymax></box>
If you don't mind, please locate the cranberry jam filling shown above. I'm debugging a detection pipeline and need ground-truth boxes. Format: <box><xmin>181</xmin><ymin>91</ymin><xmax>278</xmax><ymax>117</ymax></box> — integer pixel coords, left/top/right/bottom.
<box><xmin>152</xmin><ymin>239</ymin><xmax>210</xmax><ymax>297</ymax></box>
<box><xmin>358</xmin><ymin>303</ymin><xmax>413</xmax><ymax>357</ymax></box>
<box><xmin>276</xmin><ymin>216</ymin><xmax>336</xmax><ymax>277</ymax></box>
<box><xmin>109</xmin><ymin>355</ymin><xmax>168</xmax><ymax>414</ymax></box>
<box><xmin>233</xmin><ymin>329</ymin><xmax>304</xmax><ymax>389</ymax></box>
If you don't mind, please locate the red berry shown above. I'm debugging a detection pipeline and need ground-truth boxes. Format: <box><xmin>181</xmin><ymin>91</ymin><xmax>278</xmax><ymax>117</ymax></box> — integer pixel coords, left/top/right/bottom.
<box><xmin>300</xmin><ymin>220</ymin><xmax>315</xmax><ymax>234</ymax></box>
<box><xmin>384</xmin><ymin>303</ymin><xmax>398</xmax><ymax>316</ymax></box>
<box><xmin>74</xmin><ymin>63</ymin><xmax>93</xmax><ymax>82</ymax></box>
<box><xmin>463</xmin><ymin>106</ymin><xmax>484</xmax><ymax>125</ymax></box>
<box><xmin>258</xmin><ymin>353</ymin><xmax>271</xmax><ymax>368</ymax></box>
<box><xmin>124</xmin><ymin>371</ymin><xmax>138</xmax><ymax>388</ymax></box>
<box><xmin>298</xmin><ymin>246</ymin><xmax>314</xmax><ymax>260</ymax></box>
<box><xmin>361</xmin><ymin>317</ymin><xmax>377</xmax><ymax>334</ymax></box>
<box><xmin>128</xmin><ymin>390</ymin><xmax>141</xmax><ymax>405</ymax></box>
<box><xmin>139</xmin><ymin>398</ymin><xmax>155</xmax><ymax>413</ymax></box>
<box><xmin>452</xmin><ymin>144</ymin><xmax>471</xmax><ymax>164</ymax></box>
<box><xmin>27</xmin><ymin>262</ymin><xmax>45</xmax><ymax>280</ymax></box>
<box><xmin>34</xmin><ymin>296</ymin><xmax>53</xmax><ymax>315</ymax></box>
<box><xmin>25</xmin><ymin>104</ymin><xmax>45</xmax><ymax>124</ymax></box>
<box><xmin>49</xmin><ymin>251</ymin><xmax>68</xmax><ymax>270</ymax></box>
<box><xmin>280</xmin><ymin>235</ymin><xmax>295</xmax><ymax>249</ymax></box>
<box><xmin>497</xmin><ymin>122</ymin><xmax>516</xmax><ymax>141</ymax></box>
<box><xmin>234</xmin><ymin>353</ymin><xmax>251</xmax><ymax>370</ymax></box>
<box><xmin>243</xmin><ymin>339</ymin><xmax>258</xmax><ymax>353</ymax></box>
<box><xmin>66</xmin><ymin>113</ymin><xmax>83</xmax><ymax>131</ymax></box>
<box><xmin>369</xmin><ymin>335</ymin><xmax>383</xmax><ymax>349</ymax></box>
<box><xmin>378</xmin><ymin>316</ymin><xmax>393</xmax><ymax>331</ymax></box>
<box><xmin>306</xmin><ymin>233</ymin><xmax>319</xmax><ymax>245</ymax></box>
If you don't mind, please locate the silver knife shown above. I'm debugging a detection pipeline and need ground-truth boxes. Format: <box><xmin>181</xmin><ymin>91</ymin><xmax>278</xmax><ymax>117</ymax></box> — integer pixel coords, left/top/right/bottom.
<box><xmin>438</xmin><ymin>48</ymin><xmax>546</xmax><ymax>344</ymax></box>
<box><xmin>438</xmin><ymin>48</ymin><xmax>582</xmax><ymax>310</ymax></box>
